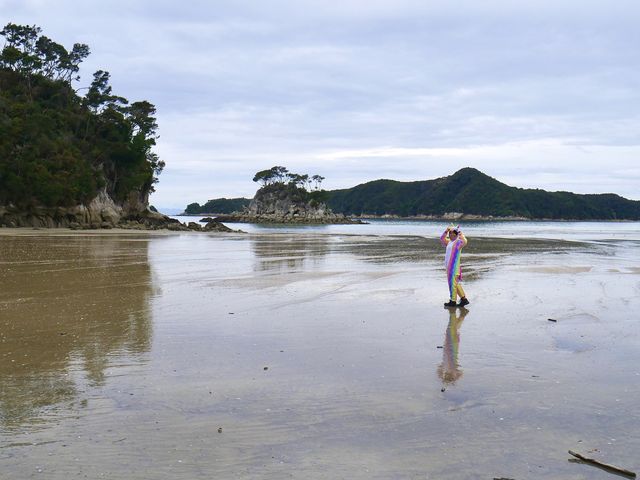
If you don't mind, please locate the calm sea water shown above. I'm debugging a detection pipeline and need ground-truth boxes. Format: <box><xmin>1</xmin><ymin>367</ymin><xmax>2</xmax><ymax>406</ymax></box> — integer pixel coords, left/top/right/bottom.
<box><xmin>173</xmin><ymin>216</ymin><xmax>640</xmax><ymax>241</ymax></box>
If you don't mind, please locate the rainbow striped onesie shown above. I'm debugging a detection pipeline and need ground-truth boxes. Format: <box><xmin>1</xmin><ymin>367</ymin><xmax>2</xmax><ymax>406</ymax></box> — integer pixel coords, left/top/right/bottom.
<box><xmin>440</xmin><ymin>229</ymin><xmax>466</xmax><ymax>302</ymax></box>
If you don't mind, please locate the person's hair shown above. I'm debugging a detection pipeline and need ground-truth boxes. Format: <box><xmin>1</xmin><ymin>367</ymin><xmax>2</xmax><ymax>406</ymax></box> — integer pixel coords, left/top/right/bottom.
<box><xmin>450</xmin><ymin>229</ymin><xmax>459</xmax><ymax>235</ymax></box>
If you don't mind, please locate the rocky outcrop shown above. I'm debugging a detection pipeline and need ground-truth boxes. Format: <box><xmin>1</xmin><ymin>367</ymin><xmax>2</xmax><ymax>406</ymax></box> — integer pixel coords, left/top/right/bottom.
<box><xmin>0</xmin><ymin>187</ymin><xmax>239</xmax><ymax>232</ymax></box>
<box><xmin>215</xmin><ymin>212</ymin><xmax>361</xmax><ymax>224</ymax></box>
<box><xmin>215</xmin><ymin>184</ymin><xmax>364</xmax><ymax>224</ymax></box>
<box><xmin>118</xmin><ymin>216</ymin><xmax>236</xmax><ymax>232</ymax></box>
<box><xmin>203</xmin><ymin>220</ymin><xmax>235</xmax><ymax>232</ymax></box>
<box><xmin>0</xmin><ymin>187</ymin><xmax>141</xmax><ymax>228</ymax></box>
<box><xmin>198</xmin><ymin>217</ymin><xmax>239</xmax><ymax>230</ymax></box>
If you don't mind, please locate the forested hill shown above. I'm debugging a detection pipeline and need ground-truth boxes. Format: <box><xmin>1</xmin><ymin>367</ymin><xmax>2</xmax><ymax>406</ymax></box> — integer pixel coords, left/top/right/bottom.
<box><xmin>0</xmin><ymin>23</ymin><xmax>164</xmax><ymax>227</ymax></box>
<box><xmin>326</xmin><ymin>168</ymin><xmax>640</xmax><ymax>220</ymax></box>
<box><xmin>190</xmin><ymin>168</ymin><xmax>640</xmax><ymax>220</ymax></box>
<box><xmin>184</xmin><ymin>197</ymin><xmax>251</xmax><ymax>215</ymax></box>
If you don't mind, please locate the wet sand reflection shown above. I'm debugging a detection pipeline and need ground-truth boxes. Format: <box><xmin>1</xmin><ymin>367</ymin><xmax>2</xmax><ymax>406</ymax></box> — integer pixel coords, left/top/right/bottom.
<box><xmin>0</xmin><ymin>235</ymin><xmax>153</xmax><ymax>431</ymax></box>
<box><xmin>250</xmin><ymin>234</ymin><xmax>329</xmax><ymax>272</ymax></box>
<box><xmin>437</xmin><ymin>307</ymin><xmax>468</xmax><ymax>386</ymax></box>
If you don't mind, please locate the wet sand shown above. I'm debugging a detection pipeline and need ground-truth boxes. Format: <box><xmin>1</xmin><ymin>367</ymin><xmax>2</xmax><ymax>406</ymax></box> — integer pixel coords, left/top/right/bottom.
<box><xmin>1</xmin><ymin>229</ymin><xmax>639</xmax><ymax>479</ymax></box>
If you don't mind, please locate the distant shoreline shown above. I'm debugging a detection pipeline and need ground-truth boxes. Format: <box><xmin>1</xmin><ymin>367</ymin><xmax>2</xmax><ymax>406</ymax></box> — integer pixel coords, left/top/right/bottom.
<box><xmin>0</xmin><ymin>227</ymin><xmax>243</xmax><ymax>236</ymax></box>
<box><xmin>355</xmin><ymin>215</ymin><xmax>638</xmax><ymax>222</ymax></box>
<box><xmin>174</xmin><ymin>213</ymin><xmax>638</xmax><ymax>222</ymax></box>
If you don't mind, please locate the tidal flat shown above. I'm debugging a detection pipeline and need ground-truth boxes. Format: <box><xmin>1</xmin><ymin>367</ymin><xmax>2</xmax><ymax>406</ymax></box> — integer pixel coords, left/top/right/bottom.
<box><xmin>1</xmin><ymin>225</ymin><xmax>639</xmax><ymax>479</ymax></box>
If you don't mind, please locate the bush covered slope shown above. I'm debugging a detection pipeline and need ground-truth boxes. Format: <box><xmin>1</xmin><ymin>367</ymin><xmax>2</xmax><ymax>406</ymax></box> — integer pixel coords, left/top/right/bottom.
<box><xmin>0</xmin><ymin>23</ymin><xmax>164</xmax><ymax>210</ymax></box>
<box><xmin>184</xmin><ymin>198</ymin><xmax>251</xmax><ymax>215</ymax></box>
<box><xmin>326</xmin><ymin>168</ymin><xmax>640</xmax><ymax>220</ymax></box>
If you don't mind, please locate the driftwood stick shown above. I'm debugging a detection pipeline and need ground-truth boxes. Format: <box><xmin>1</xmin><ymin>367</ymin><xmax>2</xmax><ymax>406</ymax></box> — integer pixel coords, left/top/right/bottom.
<box><xmin>568</xmin><ymin>450</ymin><xmax>636</xmax><ymax>478</ymax></box>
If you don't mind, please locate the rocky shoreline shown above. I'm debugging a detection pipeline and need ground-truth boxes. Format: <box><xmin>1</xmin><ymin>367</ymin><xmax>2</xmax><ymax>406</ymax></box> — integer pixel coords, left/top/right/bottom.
<box><xmin>354</xmin><ymin>212</ymin><xmax>530</xmax><ymax>221</ymax></box>
<box><xmin>352</xmin><ymin>213</ymin><xmax>637</xmax><ymax>222</ymax></box>
<box><xmin>0</xmin><ymin>209</ymin><xmax>237</xmax><ymax>232</ymax></box>
<box><xmin>119</xmin><ymin>215</ymin><xmax>237</xmax><ymax>232</ymax></box>
<box><xmin>0</xmin><ymin>191</ymin><xmax>237</xmax><ymax>233</ymax></box>
<box><xmin>210</xmin><ymin>213</ymin><xmax>364</xmax><ymax>225</ymax></box>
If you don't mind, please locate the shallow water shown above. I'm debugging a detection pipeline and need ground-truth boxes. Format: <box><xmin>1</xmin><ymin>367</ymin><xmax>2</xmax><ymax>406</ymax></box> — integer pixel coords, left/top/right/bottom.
<box><xmin>1</xmin><ymin>229</ymin><xmax>639</xmax><ymax>479</ymax></box>
<box><xmin>175</xmin><ymin>216</ymin><xmax>640</xmax><ymax>241</ymax></box>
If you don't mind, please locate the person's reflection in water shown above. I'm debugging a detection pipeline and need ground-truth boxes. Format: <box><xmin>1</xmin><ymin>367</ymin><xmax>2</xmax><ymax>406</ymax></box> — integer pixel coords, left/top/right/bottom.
<box><xmin>437</xmin><ymin>307</ymin><xmax>469</xmax><ymax>386</ymax></box>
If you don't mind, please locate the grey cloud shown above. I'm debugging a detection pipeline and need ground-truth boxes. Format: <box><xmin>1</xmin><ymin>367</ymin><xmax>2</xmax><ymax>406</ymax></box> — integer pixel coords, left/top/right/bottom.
<box><xmin>2</xmin><ymin>0</ymin><xmax>639</xmax><ymax>207</ymax></box>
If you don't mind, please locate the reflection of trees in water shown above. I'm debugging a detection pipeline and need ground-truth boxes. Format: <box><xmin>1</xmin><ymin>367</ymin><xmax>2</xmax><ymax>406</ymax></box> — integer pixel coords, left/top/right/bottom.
<box><xmin>249</xmin><ymin>234</ymin><xmax>568</xmax><ymax>281</ymax></box>
<box><xmin>0</xmin><ymin>235</ymin><xmax>153</xmax><ymax>431</ymax></box>
<box><xmin>333</xmin><ymin>235</ymin><xmax>492</xmax><ymax>280</ymax></box>
<box><xmin>335</xmin><ymin>235</ymin><xmax>589</xmax><ymax>281</ymax></box>
<box><xmin>250</xmin><ymin>234</ymin><xmax>329</xmax><ymax>272</ymax></box>
<box><xmin>437</xmin><ymin>307</ymin><xmax>468</xmax><ymax>385</ymax></box>
<box><xmin>335</xmin><ymin>235</ymin><xmax>435</xmax><ymax>264</ymax></box>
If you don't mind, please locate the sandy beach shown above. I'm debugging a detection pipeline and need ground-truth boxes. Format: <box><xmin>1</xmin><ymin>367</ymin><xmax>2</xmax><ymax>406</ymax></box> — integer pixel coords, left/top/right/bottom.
<box><xmin>1</xmin><ymin>224</ymin><xmax>639</xmax><ymax>479</ymax></box>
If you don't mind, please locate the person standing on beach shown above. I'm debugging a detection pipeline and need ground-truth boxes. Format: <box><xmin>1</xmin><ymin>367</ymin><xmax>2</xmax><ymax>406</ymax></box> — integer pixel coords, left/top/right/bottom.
<box><xmin>440</xmin><ymin>225</ymin><xmax>469</xmax><ymax>307</ymax></box>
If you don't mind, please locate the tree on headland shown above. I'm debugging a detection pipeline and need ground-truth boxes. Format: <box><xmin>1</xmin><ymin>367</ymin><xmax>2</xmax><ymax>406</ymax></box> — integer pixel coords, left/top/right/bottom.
<box><xmin>311</xmin><ymin>175</ymin><xmax>325</xmax><ymax>190</ymax></box>
<box><xmin>272</xmin><ymin>166</ymin><xmax>289</xmax><ymax>183</ymax></box>
<box><xmin>0</xmin><ymin>22</ymin><xmax>165</xmax><ymax>207</ymax></box>
<box><xmin>252</xmin><ymin>166</ymin><xmax>292</xmax><ymax>186</ymax></box>
<box><xmin>286</xmin><ymin>173</ymin><xmax>309</xmax><ymax>189</ymax></box>
<box><xmin>253</xmin><ymin>166</ymin><xmax>324</xmax><ymax>193</ymax></box>
<box><xmin>83</xmin><ymin>70</ymin><xmax>127</xmax><ymax>114</ymax></box>
<box><xmin>0</xmin><ymin>23</ymin><xmax>90</xmax><ymax>94</ymax></box>
<box><xmin>252</xmin><ymin>168</ymin><xmax>276</xmax><ymax>186</ymax></box>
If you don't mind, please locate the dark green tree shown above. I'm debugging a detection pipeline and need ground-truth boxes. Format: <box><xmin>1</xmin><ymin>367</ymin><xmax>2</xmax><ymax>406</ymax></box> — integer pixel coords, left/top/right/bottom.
<box><xmin>271</xmin><ymin>166</ymin><xmax>289</xmax><ymax>183</ymax></box>
<box><xmin>84</xmin><ymin>70</ymin><xmax>127</xmax><ymax>113</ymax></box>
<box><xmin>311</xmin><ymin>174</ymin><xmax>325</xmax><ymax>190</ymax></box>
<box><xmin>253</xmin><ymin>169</ymin><xmax>275</xmax><ymax>186</ymax></box>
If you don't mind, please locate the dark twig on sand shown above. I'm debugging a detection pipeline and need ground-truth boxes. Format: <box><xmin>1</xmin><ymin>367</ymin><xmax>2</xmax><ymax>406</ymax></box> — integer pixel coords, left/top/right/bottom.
<box><xmin>547</xmin><ymin>318</ymin><xmax>557</xmax><ymax>322</ymax></box>
<box><xmin>568</xmin><ymin>450</ymin><xmax>636</xmax><ymax>478</ymax></box>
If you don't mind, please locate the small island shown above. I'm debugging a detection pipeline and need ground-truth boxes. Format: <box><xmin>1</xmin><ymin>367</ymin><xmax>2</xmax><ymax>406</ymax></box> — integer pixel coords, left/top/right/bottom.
<box><xmin>200</xmin><ymin>166</ymin><xmax>364</xmax><ymax>224</ymax></box>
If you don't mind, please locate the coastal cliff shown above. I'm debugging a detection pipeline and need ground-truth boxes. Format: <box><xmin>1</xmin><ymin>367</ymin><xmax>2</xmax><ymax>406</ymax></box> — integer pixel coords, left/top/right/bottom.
<box><xmin>0</xmin><ymin>187</ymin><xmax>153</xmax><ymax>228</ymax></box>
<box><xmin>0</xmin><ymin>187</ymin><xmax>235</xmax><ymax>231</ymax></box>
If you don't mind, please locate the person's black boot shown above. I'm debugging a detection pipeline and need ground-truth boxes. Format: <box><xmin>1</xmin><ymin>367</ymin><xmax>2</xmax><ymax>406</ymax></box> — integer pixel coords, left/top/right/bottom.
<box><xmin>458</xmin><ymin>297</ymin><xmax>469</xmax><ymax>307</ymax></box>
<box><xmin>444</xmin><ymin>300</ymin><xmax>457</xmax><ymax>307</ymax></box>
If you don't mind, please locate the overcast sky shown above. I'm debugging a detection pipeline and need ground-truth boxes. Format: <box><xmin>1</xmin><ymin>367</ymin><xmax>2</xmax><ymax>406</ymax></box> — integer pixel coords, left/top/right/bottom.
<box><xmin>3</xmin><ymin>0</ymin><xmax>640</xmax><ymax>209</ymax></box>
